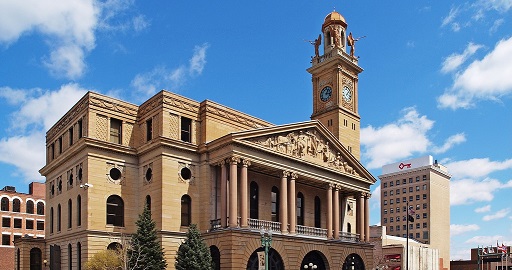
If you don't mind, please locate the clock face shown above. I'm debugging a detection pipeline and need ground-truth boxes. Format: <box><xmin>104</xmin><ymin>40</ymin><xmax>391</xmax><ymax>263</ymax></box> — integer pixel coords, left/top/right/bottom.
<box><xmin>320</xmin><ymin>86</ymin><xmax>332</xmax><ymax>102</ymax></box>
<box><xmin>342</xmin><ymin>86</ymin><xmax>352</xmax><ymax>102</ymax></box>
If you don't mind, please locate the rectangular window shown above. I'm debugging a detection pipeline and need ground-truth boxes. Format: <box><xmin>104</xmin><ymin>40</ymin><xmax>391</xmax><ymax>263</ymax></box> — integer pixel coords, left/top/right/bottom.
<box><xmin>13</xmin><ymin>234</ymin><xmax>21</xmax><ymax>243</ymax></box>
<box><xmin>396</xmin><ymin>207</ymin><xmax>400</xmax><ymax>213</ymax></box>
<box><xmin>416</xmin><ymin>186</ymin><xmax>420</xmax><ymax>191</ymax></box>
<box><xmin>26</xmin><ymin>219</ymin><xmax>34</xmax><ymax>230</ymax></box>
<box><xmin>423</xmin><ymin>203</ymin><xmax>427</xmax><ymax>209</ymax></box>
<box><xmin>37</xmin><ymin>220</ymin><xmax>44</xmax><ymax>231</ymax></box>
<box><xmin>416</xmin><ymin>195</ymin><xmax>420</xmax><ymax>200</ymax></box>
<box><xmin>416</xmin><ymin>223</ymin><xmax>420</xmax><ymax>229</ymax></box>
<box><xmin>396</xmin><ymin>189</ymin><xmax>400</xmax><ymax>194</ymax></box>
<box><xmin>13</xmin><ymin>218</ymin><xmax>22</xmax><ymax>228</ymax></box>
<box><xmin>78</xmin><ymin>119</ymin><xmax>83</xmax><ymax>138</ymax></box>
<box><xmin>423</xmin><ymin>175</ymin><xmax>427</xmax><ymax>181</ymax></box>
<box><xmin>383</xmin><ymin>191</ymin><xmax>387</xmax><ymax>197</ymax></box>
<box><xmin>2</xmin><ymin>217</ymin><xmax>10</xmax><ymax>227</ymax></box>
<box><xmin>403</xmin><ymin>188</ymin><xmax>406</xmax><ymax>193</ymax></box>
<box><xmin>423</xmin><ymin>194</ymin><xmax>427</xmax><ymax>199</ymax></box>
<box><xmin>390</xmin><ymin>190</ymin><xmax>393</xmax><ymax>195</ymax></box>
<box><xmin>423</xmin><ymin>231</ymin><xmax>429</xmax><ymax>239</ymax></box>
<box><xmin>409</xmin><ymin>178</ymin><xmax>413</xmax><ymax>183</ymax></box>
<box><xmin>146</xmin><ymin>118</ymin><xmax>153</xmax><ymax>141</ymax></box>
<box><xmin>409</xmin><ymin>196</ymin><xmax>413</xmax><ymax>202</ymax></box>
<box><xmin>58</xmin><ymin>137</ymin><xmax>63</xmax><ymax>154</ymax></box>
<box><xmin>1</xmin><ymin>234</ymin><xmax>10</xmax><ymax>245</ymax></box>
<box><xmin>396</xmin><ymin>180</ymin><xmax>400</xmax><ymax>185</ymax></box>
<box><xmin>423</xmin><ymin>184</ymin><xmax>427</xmax><ymax>190</ymax></box>
<box><xmin>384</xmin><ymin>200</ymin><xmax>387</xmax><ymax>205</ymax></box>
<box><xmin>181</xmin><ymin>117</ymin><xmax>192</xmax><ymax>143</ymax></box>
<box><xmin>396</xmin><ymin>225</ymin><xmax>400</xmax><ymax>231</ymax></box>
<box><xmin>110</xmin><ymin>118</ymin><xmax>122</xmax><ymax>144</ymax></box>
<box><xmin>390</xmin><ymin>181</ymin><xmax>394</xmax><ymax>187</ymax></box>
<box><xmin>409</xmin><ymin>187</ymin><xmax>413</xmax><ymax>192</ymax></box>
<box><xmin>423</xmin><ymin>213</ymin><xmax>427</xmax><ymax>218</ymax></box>
<box><xmin>416</xmin><ymin>233</ymin><xmax>420</xmax><ymax>238</ymax></box>
<box><xmin>383</xmin><ymin>183</ymin><xmax>387</xmax><ymax>188</ymax></box>
<box><xmin>396</xmin><ymin>198</ymin><xmax>400</xmax><ymax>203</ymax></box>
<box><xmin>50</xmin><ymin>143</ymin><xmax>55</xmax><ymax>160</ymax></box>
<box><xmin>390</xmin><ymin>226</ymin><xmax>394</xmax><ymax>232</ymax></box>
<box><xmin>423</xmin><ymin>222</ymin><xmax>427</xmax><ymax>228</ymax></box>
<box><xmin>69</xmin><ymin>127</ymin><xmax>74</xmax><ymax>146</ymax></box>
<box><xmin>383</xmin><ymin>218</ymin><xmax>387</xmax><ymax>224</ymax></box>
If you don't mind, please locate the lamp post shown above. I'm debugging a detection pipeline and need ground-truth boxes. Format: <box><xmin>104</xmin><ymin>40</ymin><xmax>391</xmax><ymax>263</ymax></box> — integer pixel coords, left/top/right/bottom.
<box><xmin>303</xmin><ymin>262</ymin><xmax>318</xmax><ymax>269</ymax></box>
<box><xmin>260</xmin><ymin>227</ymin><xmax>272</xmax><ymax>270</ymax></box>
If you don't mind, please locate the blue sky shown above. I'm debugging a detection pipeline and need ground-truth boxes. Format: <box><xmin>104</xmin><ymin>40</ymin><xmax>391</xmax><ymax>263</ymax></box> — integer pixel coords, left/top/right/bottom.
<box><xmin>0</xmin><ymin>0</ymin><xmax>511</xmax><ymax>260</ymax></box>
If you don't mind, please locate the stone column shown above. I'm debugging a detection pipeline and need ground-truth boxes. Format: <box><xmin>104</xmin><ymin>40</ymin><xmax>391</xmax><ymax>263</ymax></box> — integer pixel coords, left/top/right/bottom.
<box><xmin>340</xmin><ymin>194</ymin><xmax>347</xmax><ymax>232</ymax></box>
<box><xmin>333</xmin><ymin>185</ymin><xmax>340</xmax><ymax>239</ymax></box>
<box><xmin>240</xmin><ymin>160</ymin><xmax>250</xmax><ymax>228</ymax></box>
<box><xmin>280</xmin><ymin>171</ymin><xmax>289</xmax><ymax>233</ymax></box>
<box><xmin>365</xmin><ymin>193</ymin><xmax>371</xmax><ymax>242</ymax></box>
<box><xmin>220</xmin><ymin>160</ymin><xmax>227</xmax><ymax>228</ymax></box>
<box><xmin>357</xmin><ymin>192</ymin><xmax>364</xmax><ymax>241</ymax></box>
<box><xmin>228</xmin><ymin>157</ymin><xmax>239</xmax><ymax>228</ymax></box>
<box><xmin>327</xmin><ymin>184</ymin><xmax>333</xmax><ymax>239</ymax></box>
<box><xmin>288</xmin><ymin>173</ymin><xmax>297</xmax><ymax>234</ymax></box>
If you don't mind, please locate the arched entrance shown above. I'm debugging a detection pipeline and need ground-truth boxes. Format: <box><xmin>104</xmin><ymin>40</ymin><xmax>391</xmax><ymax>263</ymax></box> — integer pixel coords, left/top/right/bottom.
<box><xmin>30</xmin><ymin>248</ymin><xmax>42</xmax><ymax>270</ymax></box>
<box><xmin>342</xmin><ymin>253</ymin><xmax>365</xmax><ymax>270</ymax></box>
<box><xmin>210</xmin><ymin>245</ymin><xmax>220</xmax><ymax>270</ymax></box>
<box><xmin>300</xmin><ymin>250</ymin><xmax>328</xmax><ymax>270</ymax></box>
<box><xmin>246</xmin><ymin>247</ymin><xmax>284</xmax><ymax>270</ymax></box>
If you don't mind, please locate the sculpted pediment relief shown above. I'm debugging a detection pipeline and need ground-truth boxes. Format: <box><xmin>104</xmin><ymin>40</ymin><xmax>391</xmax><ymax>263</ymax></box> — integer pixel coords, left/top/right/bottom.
<box><xmin>246</xmin><ymin>128</ymin><xmax>360</xmax><ymax>177</ymax></box>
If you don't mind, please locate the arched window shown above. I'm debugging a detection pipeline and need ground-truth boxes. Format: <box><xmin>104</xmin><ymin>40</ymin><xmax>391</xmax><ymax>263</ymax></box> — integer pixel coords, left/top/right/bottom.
<box><xmin>314</xmin><ymin>196</ymin><xmax>321</xmax><ymax>228</ymax></box>
<box><xmin>145</xmin><ymin>195</ymin><xmax>151</xmax><ymax>211</ymax></box>
<box><xmin>50</xmin><ymin>207</ymin><xmax>54</xmax><ymax>233</ymax></box>
<box><xmin>13</xmin><ymin>198</ymin><xmax>21</xmax><ymax>212</ymax></box>
<box><xmin>249</xmin><ymin>182</ymin><xmax>258</xmax><ymax>219</ymax></box>
<box><xmin>29</xmin><ymin>247</ymin><xmax>42</xmax><ymax>270</ymax></box>
<box><xmin>181</xmin><ymin>195</ymin><xmax>191</xmax><ymax>226</ymax></box>
<box><xmin>107</xmin><ymin>242</ymin><xmax>122</xmax><ymax>250</ymax></box>
<box><xmin>67</xmin><ymin>199</ymin><xmax>72</xmax><ymax>229</ymax></box>
<box><xmin>76</xmin><ymin>195</ymin><xmax>81</xmax><ymax>226</ymax></box>
<box><xmin>297</xmin><ymin>192</ymin><xmax>304</xmax><ymax>225</ymax></box>
<box><xmin>57</xmin><ymin>204</ymin><xmax>61</xmax><ymax>231</ymax></box>
<box><xmin>68</xmin><ymin>244</ymin><xmax>72</xmax><ymax>270</ymax></box>
<box><xmin>271</xmin><ymin>186</ymin><xmax>279</xmax><ymax>222</ymax></box>
<box><xmin>1</xmin><ymin>197</ymin><xmax>9</xmax><ymax>211</ymax></box>
<box><xmin>26</xmin><ymin>200</ymin><xmax>34</xmax><ymax>214</ymax></box>
<box><xmin>106</xmin><ymin>195</ymin><xmax>124</xmax><ymax>227</ymax></box>
<box><xmin>76</xmin><ymin>242</ymin><xmax>82</xmax><ymax>270</ymax></box>
<box><xmin>37</xmin><ymin>202</ymin><xmax>44</xmax><ymax>215</ymax></box>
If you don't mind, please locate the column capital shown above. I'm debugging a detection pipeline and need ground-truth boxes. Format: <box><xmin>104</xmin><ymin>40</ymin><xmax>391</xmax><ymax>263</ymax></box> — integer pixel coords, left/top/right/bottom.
<box><xmin>228</xmin><ymin>156</ymin><xmax>240</xmax><ymax>164</ymax></box>
<box><xmin>242</xmin><ymin>159</ymin><xmax>251</xmax><ymax>167</ymax></box>
<box><xmin>328</xmin><ymin>183</ymin><xmax>335</xmax><ymax>189</ymax></box>
<box><xmin>282</xmin><ymin>170</ymin><xmax>290</xmax><ymax>177</ymax></box>
<box><xmin>216</xmin><ymin>159</ymin><xmax>226</xmax><ymax>166</ymax></box>
<box><xmin>290</xmin><ymin>172</ymin><xmax>298</xmax><ymax>179</ymax></box>
<box><xmin>364</xmin><ymin>192</ymin><xmax>372</xmax><ymax>199</ymax></box>
<box><xmin>335</xmin><ymin>184</ymin><xmax>342</xmax><ymax>191</ymax></box>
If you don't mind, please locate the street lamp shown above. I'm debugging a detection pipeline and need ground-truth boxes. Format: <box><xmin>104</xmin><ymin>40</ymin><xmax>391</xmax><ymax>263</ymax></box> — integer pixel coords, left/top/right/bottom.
<box><xmin>303</xmin><ymin>262</ymin><xmax>318</xmax><ymax>269</ymax></box>
<box><xmin>260</xmin><ymin>227</ymin><xmax>272</xmax><ymax>270</ymax></box>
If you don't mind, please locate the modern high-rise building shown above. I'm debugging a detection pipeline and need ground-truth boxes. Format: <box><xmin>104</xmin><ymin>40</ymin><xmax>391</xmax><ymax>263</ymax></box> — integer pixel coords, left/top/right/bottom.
<box><xmin>16</xmin><ymin>10</ymin><xmax>378</xmax><ymax>270</ymax></box>
<box><xmin>379</xmin><ymin>155</ymin><xmax>451</xmax><ymax>270</ymax></box>
<box><xmin>0</xmin><ymin>182</ymin><xmax>45</xmax><ymax>270</ymax></box>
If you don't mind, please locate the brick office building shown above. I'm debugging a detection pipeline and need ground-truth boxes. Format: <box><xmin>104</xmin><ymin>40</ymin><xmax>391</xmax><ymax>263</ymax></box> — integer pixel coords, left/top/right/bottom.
<box><xmin>1</xmin><ymin>182</ymin><xmax>45</xmax><ymax>269</ymax></box>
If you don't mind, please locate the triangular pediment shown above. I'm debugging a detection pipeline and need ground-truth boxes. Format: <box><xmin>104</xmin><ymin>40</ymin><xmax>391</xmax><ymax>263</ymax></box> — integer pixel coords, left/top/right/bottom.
<box><xmin>228</xmin><ymin>121</ymin><xmax>374</xmax><ymax>182</ymax></box>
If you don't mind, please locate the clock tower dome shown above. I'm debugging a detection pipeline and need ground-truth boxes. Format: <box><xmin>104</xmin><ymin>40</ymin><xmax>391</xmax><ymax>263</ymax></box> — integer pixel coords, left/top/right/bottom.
<box><xmin>307</xmin><ymin>11</ymin><xmax>364</xmax><ymax>160</ymax></box>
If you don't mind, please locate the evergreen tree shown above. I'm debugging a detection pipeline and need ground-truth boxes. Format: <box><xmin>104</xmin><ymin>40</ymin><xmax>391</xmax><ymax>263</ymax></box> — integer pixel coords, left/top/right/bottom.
<box><xmin>175</xmin><ymin>224</ymin><xmax>213</xmax><ymax>270</ymax></box>
<box><xmin>128</xmin><ymin>206</ymin><xmax>167</xmax><ymax>270</ymax></box>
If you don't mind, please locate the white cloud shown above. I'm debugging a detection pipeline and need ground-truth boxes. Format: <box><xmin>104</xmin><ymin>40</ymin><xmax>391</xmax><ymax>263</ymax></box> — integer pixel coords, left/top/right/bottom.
<box><xmin>483</xmin><ymin>208</ymin><xmax>510</xmax><ymax>221</ymax></box>
<box><xmin>475</xmin><ymin>205</ymin><xmax>491</xmax><ymax>213</ymax></box>
<box><xmin>438</xmin><ymin>37</ymin><xmax>512</xmax><ymax>109</ymax></box>
<box><xmin>131</xmin><ymin>44</ymin><xmax>210</xmax><ymax>99</ymax></box>
<box><xmin>445</xmin><ymin>158</ymin><xmax>512</xmax><ymax>179</ymax></box>
<box><xmin>465</xmin><ymin>235</ymin><xmax>507</xmax><ymax>245</ymax></box>
<box><xmin>450</xmin><ymin>224</ymin><xmax>480</xmax><ymax>236</ymax></box>
<box><xmin>189</xmin><ymin>43</ymin><xmax>210</xmax><ymax>76</ymax></box>
<box><xmin>0</xmin><ymin>0</ymin><xmax>144</xmax><ymax>79</ymax></box>
<box><xmin>361</xmin><ymin>107</ymin><xmax>464</xmax><ymax>169</ymax></box>
<box><xmin>450</xmin><ymin>178</ymin><xmax>512</xmax><ymax>205</ymax></box>
<box><xmin>0</xmin><ymin>83</ymin><xmax>90</xmax><ymax>182</ymax></box>
<box><xmin>442</xmin><ymin>7</ymin><xmax>459</xmax><ymax>27</ymax></box>
<box><xmin>490</xmin><ymin>18</ymin><xmax>504</xmax><ymax>33</ymax></box>
<box><xmin>370</xmin><ymin>185</ymin><xmax>381</xmax><ymax>210</ymax></box>
<box><xmin>477</xmin><ymin>0</ymin><xmax>512</xmax><ymax>12</ymax></box>
<box><xmin>441</xmin><ymin>43</ymin><xmax>483</xmax><ymax>73</ymax></box>
<box><xmin>0</xmin><ymin>87</ymin><xmax>31</xmax><ymax>105</ymax></box>
<box><xmin>432</xmin><ymin>133</ymin><xmax>466</xmax><ymax>154</ymax></box>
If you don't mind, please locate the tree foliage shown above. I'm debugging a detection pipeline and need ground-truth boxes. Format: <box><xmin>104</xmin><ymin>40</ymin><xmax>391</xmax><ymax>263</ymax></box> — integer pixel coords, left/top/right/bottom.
<box><xmin>175</xmin><ymin>224</ymin><xmax>213</xmax><ymax>270</ymax></box>
<box><xmin>128</xmin><ymin>206</ymin><xmax>167</xmax><ymax>270</ymax></box>
<box><xmin>84</xmin><ymin>249</ymin><xmax>122</xmax><ymax>270</ymax></box>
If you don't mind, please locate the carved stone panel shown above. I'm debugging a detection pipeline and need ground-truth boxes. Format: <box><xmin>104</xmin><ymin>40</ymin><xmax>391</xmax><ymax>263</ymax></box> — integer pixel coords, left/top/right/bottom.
<box><xmin>247</xmin><ymin>128</ymin><xmax>360</xmax><ymax>176</ymax></box>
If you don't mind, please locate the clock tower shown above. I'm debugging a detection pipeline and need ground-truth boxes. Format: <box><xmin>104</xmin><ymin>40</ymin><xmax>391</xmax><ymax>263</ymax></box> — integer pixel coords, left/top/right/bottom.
<box><xmin>307</xmin><ymin>11</ymin><xmax>364</xmax><ymax>160</ymax></box>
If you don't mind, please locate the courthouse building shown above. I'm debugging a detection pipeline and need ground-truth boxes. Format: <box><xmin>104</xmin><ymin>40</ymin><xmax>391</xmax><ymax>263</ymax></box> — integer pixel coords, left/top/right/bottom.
<box><xmin>379</xmin><ymin>156</ymin><xmax>451</xmax><ymax>270</ymax></box>
<box><xmin>19</xmin><ymin>10</ymin><xmax>378</xmax><ymax>269</ymax></box>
